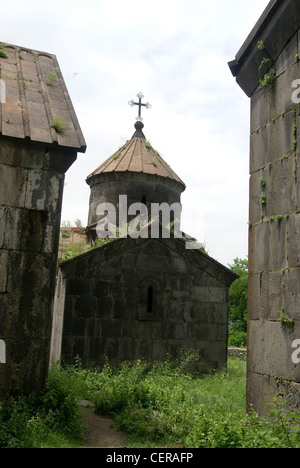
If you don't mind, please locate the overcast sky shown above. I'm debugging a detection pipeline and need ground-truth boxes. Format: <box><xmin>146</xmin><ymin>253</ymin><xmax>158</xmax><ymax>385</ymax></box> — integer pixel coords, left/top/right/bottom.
<box><xmin>2</xmin><ymin>0</ymin><xmax>270</xmax><ymax>266</ymax></box>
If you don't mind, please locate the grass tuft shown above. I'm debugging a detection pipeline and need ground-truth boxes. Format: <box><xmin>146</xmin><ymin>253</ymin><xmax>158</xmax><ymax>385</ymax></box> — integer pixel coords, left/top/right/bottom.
<box><xmin>51</xmin><ymin>117</ymin><xmax>67</xmax><ymax>133</ymax></box>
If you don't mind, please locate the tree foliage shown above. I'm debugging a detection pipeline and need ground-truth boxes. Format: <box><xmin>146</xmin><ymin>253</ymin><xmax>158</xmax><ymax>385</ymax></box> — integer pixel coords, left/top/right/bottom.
<box><xmin>228</xmin><ymin>258</ymin><xmax>248</xmax><ymax>348</ymax></box>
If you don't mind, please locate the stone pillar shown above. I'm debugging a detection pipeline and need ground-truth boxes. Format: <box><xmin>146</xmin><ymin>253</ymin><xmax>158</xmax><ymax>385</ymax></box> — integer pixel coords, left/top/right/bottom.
<box><xmin>0</xmin><ymin>138</ymin><xmax>77</xmax><ymax>398</ymax></box>
<box><xmin>229</xmin><ymin>0</ymin><xmax>300</xmax><ymax>415</ymax></box>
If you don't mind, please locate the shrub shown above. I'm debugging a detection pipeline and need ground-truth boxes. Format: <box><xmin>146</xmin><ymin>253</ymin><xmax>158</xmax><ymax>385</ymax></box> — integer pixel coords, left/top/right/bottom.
<box><xmin>0</xmin><ymin>363</ymin><xmax>87</xmax><ymax>448</ymax></box>
<box><xmin>38</xmin><ymin>365</ymin><xmax>86</xmax><ymax>437</ymax></box>
<box><xmin>228</xmin><ymin>258</ymin><xmax>248</xmax><ymax>348</ymax></box>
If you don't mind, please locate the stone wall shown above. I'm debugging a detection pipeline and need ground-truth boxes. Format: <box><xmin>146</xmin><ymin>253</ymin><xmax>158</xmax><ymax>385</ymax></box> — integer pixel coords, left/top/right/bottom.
<box><xmin>248</xmin><ymin>28</ymin><xmax>300</xmax><ymax>416</ymax></box>
<box><xmin>0</xmin><ymin>137</ymin><xmax>76</xmax><ymax>398</ymax></box>
<box><xmin>228</xmin><ymin>347</ymin><xmax>247</xmax><ymax>359</ymax></box>
<box><xmin>229</xmin><ymin>0</ymin><xmax>300</xmax><ymax>415</ymax></box>
<box><xmin>51</xmin><ymin>237</ymin><xmax>236</xmax><ymax>372</ymax></box>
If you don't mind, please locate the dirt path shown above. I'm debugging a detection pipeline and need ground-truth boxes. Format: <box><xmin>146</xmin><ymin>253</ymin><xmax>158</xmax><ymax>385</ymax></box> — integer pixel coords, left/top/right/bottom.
<box><xmin>79</xmin><ymin>401</ymin><xmax>128</xmax><ymax>448</ymax></box>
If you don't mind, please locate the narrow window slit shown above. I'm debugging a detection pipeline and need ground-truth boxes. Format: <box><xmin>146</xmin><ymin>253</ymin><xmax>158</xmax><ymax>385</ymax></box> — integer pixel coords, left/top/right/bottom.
<box><xmin>147</xmin><ymin>286</ymin><xmax>153</xmax><ymax>314</ymax></box>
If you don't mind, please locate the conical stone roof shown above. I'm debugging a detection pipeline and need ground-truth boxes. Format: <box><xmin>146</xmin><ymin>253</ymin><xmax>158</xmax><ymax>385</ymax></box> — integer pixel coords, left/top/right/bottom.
<box><xmin>86</xmin><ymin>121</ymin><xmax>185</xmax><ymax>189</ymax></box>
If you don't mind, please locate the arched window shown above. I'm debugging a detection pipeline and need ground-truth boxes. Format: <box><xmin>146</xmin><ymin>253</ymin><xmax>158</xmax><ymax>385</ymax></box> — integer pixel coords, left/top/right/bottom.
<box><xmin>138</xmin><ymin>277</ymin><xmax>161</xmax><ymax>321</ymax></box>
<box><xmin>147</xmin><ymin>286</ymin><xmax>153</xmax><ymax>314</ymax></box>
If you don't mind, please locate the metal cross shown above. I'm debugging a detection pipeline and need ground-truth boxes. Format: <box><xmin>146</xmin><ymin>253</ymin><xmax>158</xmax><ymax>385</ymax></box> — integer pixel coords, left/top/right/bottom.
<box><xmin>128</xmin><ymin>92</ymin><xmax>151</xmax><ymax>121</ymax></box>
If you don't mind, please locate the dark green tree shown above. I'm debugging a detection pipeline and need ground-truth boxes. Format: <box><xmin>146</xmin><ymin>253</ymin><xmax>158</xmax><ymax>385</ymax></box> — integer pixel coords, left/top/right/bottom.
<box><xmin>228</xmin><ymin>258</ymin><xmax>248</xmax><ymax>348</ymax></box>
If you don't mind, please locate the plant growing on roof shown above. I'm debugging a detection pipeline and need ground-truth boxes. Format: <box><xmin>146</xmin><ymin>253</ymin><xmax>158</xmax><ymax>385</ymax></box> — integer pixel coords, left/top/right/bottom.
<box><xmin>0</xmin><ymin>44</ymin><xmax>7</xmax><ymax>58</ymax></box>
<box><xmin>46</xmin><ymin>73</ymin><xmax>57</xmax><ymax>86</ymax></box>
<box><xmin>51</xmin><ymin>117</ymin><xmax>67</xmax><ymax>133</ymax></box>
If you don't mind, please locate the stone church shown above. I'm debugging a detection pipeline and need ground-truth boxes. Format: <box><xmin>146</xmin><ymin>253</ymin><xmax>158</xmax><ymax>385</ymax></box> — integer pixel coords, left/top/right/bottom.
<box><xmin>50</xmin><ymin>95</ymin><xmax>238</xmax><ymax>371</ymax></box>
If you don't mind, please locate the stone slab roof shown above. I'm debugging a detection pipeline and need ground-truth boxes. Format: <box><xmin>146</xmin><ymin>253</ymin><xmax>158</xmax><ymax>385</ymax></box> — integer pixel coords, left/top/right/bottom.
<box><xmin>228</xmin><ymin>0</ymin><xmax>300</xmax><ymax>96</ymax></box>
<box><xmin>59</xmin><ymin>235</ymin><xmax>238</xmax><ymax>287</ymax></box>
<box><xmin>0</xmin><ymin>42</ymin><xmax>86</xmax><ymax>152</ymax></box>
<box><xmin>86</xmin><ymin>126</ymin><xmax>185</xmax><ymax>188</ymax></box>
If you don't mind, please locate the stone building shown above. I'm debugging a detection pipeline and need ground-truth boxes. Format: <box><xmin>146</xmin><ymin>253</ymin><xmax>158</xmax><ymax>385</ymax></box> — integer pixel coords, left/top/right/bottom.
<box><xmin>229</xmin><ymin>0</ymin><xmax>300</xmax><ymax>414</ymax></box>
<box><xmin>51</xmin><ymin>107</ymin><xmax>238</xmax><ymax>371</ymax></box>
<box><xmin>0</xmin><ymin>43</ymin><xmax>86</xmax><ymax>398</ymax></box>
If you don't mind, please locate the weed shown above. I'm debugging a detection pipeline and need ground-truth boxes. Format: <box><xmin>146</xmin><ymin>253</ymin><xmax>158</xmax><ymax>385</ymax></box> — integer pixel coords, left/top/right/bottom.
<box><xmin>260</xmin><ymin>194</ymin><xmax>267</xmax><ymax>205</ymax></box>
<box><xmin>259</xmin><ymin>58</ymin><xmax>271</xmax><ymax>70</ymax></box>
<box><xmin>269</xmin><ymin>215</ymin><xmax>283</xmax><ymax>223</ymax></box>
<box><xmin>293</xmin><ymin>123</ymin><xmax>297</xmax><ymax>138</ymax></box>
<box><xmin>58</xmin><ymin>241</ymin><xmax>86</xmax><ymax>263</ymax></box>
<box><xmin>1</xmin><ymin>357</ymin><xmax>300</xmax><ymax>448</ymax></box>
<box><xmin>0</xmin><ymin>364</ymin><xmax>87</xmax><ymax>448</ymax></box>
<box><xmin>46</xmin><ymin>73</ymin><xmax>57</xmax><ymax>87</ymax></box>
<box><xmin>155</xmin><ymin>151</ymin><xmax>162</xmax><ymax>163</ymax></box>
<box><xmin>51</xmin><ymin>117</ymin><xmax>67</xmax><ymax>133</ymax></box>
<box><xmin>279</xmin><ymin>309</ymin><xmax>295</xmax><ymax>328</ymax></box>
<box><xmin>260</xmin><ymin>66</ymin><xmax>276</xmax><ymax>88</ymax></box>
<box><xmin>0</xmin><ymin>48</ymin><xmax>8</xmax><ymax>58</ymax></box>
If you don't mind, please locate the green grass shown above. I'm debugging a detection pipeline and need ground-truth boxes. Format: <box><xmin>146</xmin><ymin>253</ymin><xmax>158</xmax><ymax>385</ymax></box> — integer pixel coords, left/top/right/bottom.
<box><xmin>1</xmin><ymin>354</ymin><xmax>300</xmax><ymax>448</ymax></box>
<box><xmin>51</xmin><ymin>117</ymin><xmax>67</xmax><ymax>133</ymax></box>
<box><xmin>46</xmin><ymin>73</ymin><xmax>57</xmax><ymax>86</ymax></box>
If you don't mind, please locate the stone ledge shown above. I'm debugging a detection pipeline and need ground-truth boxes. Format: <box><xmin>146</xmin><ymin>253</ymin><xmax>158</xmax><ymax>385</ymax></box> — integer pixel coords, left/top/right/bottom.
<box><xmin>228</xmin><ymin>347</ymin><xmax>247</xmax><ymax>358</ymax></box>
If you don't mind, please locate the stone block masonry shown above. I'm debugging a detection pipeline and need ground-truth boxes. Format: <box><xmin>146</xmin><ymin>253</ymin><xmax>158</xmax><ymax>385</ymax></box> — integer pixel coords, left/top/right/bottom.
<box><xmin>229</xmin><ymin>0</ymin><xmax>300</xmax><ymax>415</ymax></box>
<box><xmin>0</xmin><ymin>138</ymin><xmax>78</xmax><ymax>398</ymax></box>
<box><xmin>51</xmin><ymin>236</ymin><xmax>237</xmax><ymax>373</ymax></box>
<box><xmin>0</xmin><ymin>42</ymin><xmax>86</xmax><ymax>399</ymax></box>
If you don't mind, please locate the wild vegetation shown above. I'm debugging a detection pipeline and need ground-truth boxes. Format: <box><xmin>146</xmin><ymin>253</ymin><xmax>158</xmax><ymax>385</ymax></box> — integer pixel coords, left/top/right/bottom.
<box><xmin>228</xmin><ymin>258</ymin><xmax>248</xmax><ymax>348</ymax></box>
<box><xmin>51</xmin><ymin>117</ymin><xmax>67</xmax><ymax>133</ymax></box>
<box><xmin>1</xmin><ymin>353</ymin><xmax>300</xmax><ymax>448</ymax></box>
